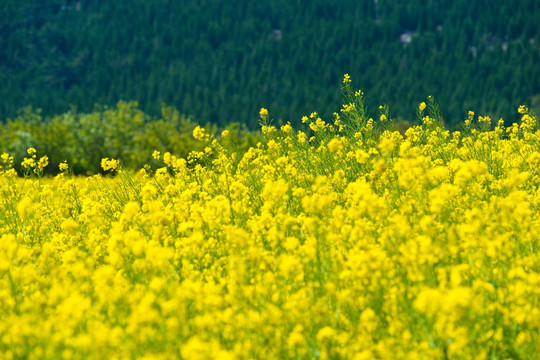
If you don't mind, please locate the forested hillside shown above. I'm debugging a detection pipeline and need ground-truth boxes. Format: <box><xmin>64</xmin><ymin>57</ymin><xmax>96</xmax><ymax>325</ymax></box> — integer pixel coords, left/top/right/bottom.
<box><xmin>1</xmin><ymin>0</ymin><xmax>539</xmax><ymax>127</ymax></box>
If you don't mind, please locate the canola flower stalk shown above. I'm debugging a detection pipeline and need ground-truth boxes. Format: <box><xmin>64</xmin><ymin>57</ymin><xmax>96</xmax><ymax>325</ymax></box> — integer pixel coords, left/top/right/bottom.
<box><xmin>0</xmin><ymin>79</ymin><xmax>539</xmax><ymax>359</ymax></box>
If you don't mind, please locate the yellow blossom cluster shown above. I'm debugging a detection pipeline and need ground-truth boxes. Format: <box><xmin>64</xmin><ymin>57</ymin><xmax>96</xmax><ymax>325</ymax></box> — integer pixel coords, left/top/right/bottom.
<box><xmin>0</xmin><ymin>94</ymin><xmax>539</xmax><ymax>359</ymax></box>
<box><xmin>19</xmin><ymin>148</ymin><xmax>49</xmax><ymax>176</ymax></box>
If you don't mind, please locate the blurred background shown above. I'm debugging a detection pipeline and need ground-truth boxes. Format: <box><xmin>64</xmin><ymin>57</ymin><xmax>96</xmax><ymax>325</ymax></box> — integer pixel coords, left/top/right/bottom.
<box><xmin>1</xmin><ymin>0</ymin><xmax>539</xmax><ymax>128</ymax></box>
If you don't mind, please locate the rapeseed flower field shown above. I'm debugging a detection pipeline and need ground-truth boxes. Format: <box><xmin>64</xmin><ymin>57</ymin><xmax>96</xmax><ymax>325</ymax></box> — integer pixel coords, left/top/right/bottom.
<box><xmin>1</xmin><ymin>78</ymin><xmax>539</xmax><ymax>359</ymax></box>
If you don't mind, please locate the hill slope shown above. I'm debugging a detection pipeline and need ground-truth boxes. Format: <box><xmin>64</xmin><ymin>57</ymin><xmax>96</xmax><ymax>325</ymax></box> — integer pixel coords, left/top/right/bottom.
<box><xmin>1</xmin><ymin>0</ymin><xmax>539</xmax><ymax>127</ymax></box>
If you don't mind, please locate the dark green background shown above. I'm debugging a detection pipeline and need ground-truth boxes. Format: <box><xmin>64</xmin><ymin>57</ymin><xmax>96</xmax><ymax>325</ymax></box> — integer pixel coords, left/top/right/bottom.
<box><xmin>1</xmin><ymin>0</ymin><xmax>539</xmax><ymax>128</ymax></box>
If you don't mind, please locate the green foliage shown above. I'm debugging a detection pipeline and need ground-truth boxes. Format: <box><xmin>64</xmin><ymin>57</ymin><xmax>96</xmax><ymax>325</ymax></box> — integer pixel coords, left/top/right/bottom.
<box><xmin>1</xmin><ymin>0</ymin><xmax>539</xmax><ymax>128</ymax></box>
<box><xmin>0</xmin><ymin>102</ymin><xmax>262</xmax><ymax>174</ymax></box>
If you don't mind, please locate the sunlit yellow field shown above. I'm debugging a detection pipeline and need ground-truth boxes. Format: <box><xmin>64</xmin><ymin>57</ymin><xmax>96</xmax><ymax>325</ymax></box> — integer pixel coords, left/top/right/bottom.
<box><xmin>1</xmin><ymin>80</ymin><xmax>539</xmax><ymax>359</ymax></box>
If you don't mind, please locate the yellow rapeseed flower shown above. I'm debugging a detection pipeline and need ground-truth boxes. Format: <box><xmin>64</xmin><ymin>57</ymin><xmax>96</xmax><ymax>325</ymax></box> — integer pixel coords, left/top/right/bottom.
<box><xmin>192</xmin><ymin>126</ymin><xmax>206</xmax><ymax>141</ymax></box>
<box><xmin>16</xmin><ymin>196</ymin><xmax>33</xmax><ymax>219</ymax></box>
<box><xmin>101</xmin><ymin>158</ymin><xmax>118</xmax><ymax>171</ymax></box>
<box><xmin>59</xmin><ymin>161</ymin><xmax>69</xmax><ymax>172</ymax></box>
<box><xmin>61</xmin><ymin>218</ymin><xmax>79</xmax><ymax>235</ymax></box>
<box><xmin>327</xmin><ymin>138</ymin><xmax>343</xmax><ymax>152</ymax></box>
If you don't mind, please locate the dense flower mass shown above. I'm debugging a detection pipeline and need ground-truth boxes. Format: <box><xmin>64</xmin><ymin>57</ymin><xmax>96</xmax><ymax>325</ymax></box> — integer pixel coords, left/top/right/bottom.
<box><xmin>1</xmin><ymin>82</ymin><xmax>539</xmax><ymax>359</ymax></box>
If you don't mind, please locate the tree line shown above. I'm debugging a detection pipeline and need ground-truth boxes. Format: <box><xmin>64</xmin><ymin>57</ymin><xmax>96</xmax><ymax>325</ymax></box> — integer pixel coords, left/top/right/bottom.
<box><xmin>1</xmin><ymin>0</ymin><xmax>539</xmax><ymax>128</ymax></box>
